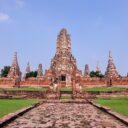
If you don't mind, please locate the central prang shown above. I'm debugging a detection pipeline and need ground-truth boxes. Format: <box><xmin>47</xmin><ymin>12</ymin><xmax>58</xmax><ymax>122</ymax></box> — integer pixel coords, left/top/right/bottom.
<box><xmin>45</xmin><ymin>28</ymin><xmax>82</xmax><ymax>87</ymax></box>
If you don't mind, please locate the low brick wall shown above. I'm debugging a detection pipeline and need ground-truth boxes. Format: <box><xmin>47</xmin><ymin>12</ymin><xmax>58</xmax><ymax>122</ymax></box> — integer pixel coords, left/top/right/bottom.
<box><xmin>20</xmin><ymin>78</ymin><xmax>51</xmax><ymax>88</ymax></box>
<box><xmin>0</xmin><ymin>90</ymin><xmax>48</xmax><ymax>99</ymax></box>
<box><xmin>0</xmin><ymin>78</ymin><xmax>15</xmax><ymax>87</ymax></box>
<box><xmin>82</xmin><ymin>90</ymin><xmax>128</xmax><ymax>98</ymax></box>
<box><xmin>1</xmin><ymin>76</ymin><xmax>128</xmax><ymax>88</ymax></box>
<box><xmin>81</xmin><ymin>77</ymin><xmax>106</xmax><ymax>87</ymax></box>
<box><xmin>0</xmin><ymin>90</ymin><xmax>128</xmax><ymax>99</ymax></box>
<box><xmin>0</xmin><ymin>102</ymin><xmax>41</xmax><ymax>127</ymax></box>
<box><xmin>89</xmin><ymin>101</ymin><xmax>128</xmax><ymax>126</ymax></box>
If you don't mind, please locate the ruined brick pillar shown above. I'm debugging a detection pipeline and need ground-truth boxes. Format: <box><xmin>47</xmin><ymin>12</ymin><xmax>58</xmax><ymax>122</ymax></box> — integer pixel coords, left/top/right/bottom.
<box><xmin>7</xmin><ymin>52</ymin><xmax>21</xmax><ymax>87</ymax></box>
<box><xmin>23</xmin><ymin>62</ymin><xmax>30</xmax><ymax>79</ymax></box>
<box><xmin>105</xmin><ymin>51</ymin><xmax>119</xmax><ymax>86</ymax></box>
<box><xmin>96</xmin><ymin>62</ymin><xmax>101</xmax><ymax>72</ymax></box>
<box><xmin>37</xmin><ymin>64</ymin><xmax>43</xmax><ymax>78</ymax></box>
<box><xmin>84</xmin><ymin>64</ymin><xmax>90</xmax><ymax>77</ymax></box>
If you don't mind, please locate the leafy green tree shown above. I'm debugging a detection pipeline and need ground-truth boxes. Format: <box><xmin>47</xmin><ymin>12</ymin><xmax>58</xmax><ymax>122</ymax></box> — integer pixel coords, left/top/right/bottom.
<box><xmin>1</xmin><ymin>66</ymin><xmax>11</xmax><ymax>77</ymax></box>
<box><xmin>26</xmin><ymin>71</ymin><xmax>37</xmax><ymax>78</ymax></box>
<box><xmin>90</xmin><ymin>71</ymin><xmax>104</xmax><ymax>78</ymax></box>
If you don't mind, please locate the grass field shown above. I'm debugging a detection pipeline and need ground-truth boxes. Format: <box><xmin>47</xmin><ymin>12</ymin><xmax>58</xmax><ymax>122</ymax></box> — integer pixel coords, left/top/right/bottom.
<box><xmin>83</xmin><ymin>87</ymin><xmax>128</xmax><ymax>91</ymax></box>
<box><xmin>0</xmin><ymin>87</ymin><xmax>48</xmax><ymax>91</ymax></box>
<box><xmin>60</xmin><ymin>88</ymin><xmax>72</xmax><ymax>91</ymax></box>
<box><xmin>60</xmin><ymin>96</ymin><xmax>72</xmax><ymax>99</ymax></box>
<box><xmin>0</xmin><ymin>99</ymin><xmax>39</xmax><ymax>117</ymax></box>
<box><xmin>12</xmin><ymin>95</ymin><xmax>26</xmax><ymax>98</ymax></box>
<box><xmin>1</xmin><ymin>87</ymin><xmax>127</xmax><ymax>92</ymax></box>
<box><xmin>94</xmin><ymin>97</ymin><xmax>128</xmax><ymax>117</ymax></box>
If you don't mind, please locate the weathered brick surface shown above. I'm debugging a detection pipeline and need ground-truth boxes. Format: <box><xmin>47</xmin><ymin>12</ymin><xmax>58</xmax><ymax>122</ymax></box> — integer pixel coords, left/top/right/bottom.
<box><xmin>1</xmin><ymin>76</ymin><xmax>128</xmax><ymax>88</ymax></box>
<box><xmin>0</xmin><ymin>90</ymin><xmax>128</xmax><ymax>99</ymax></box>
<box><xmin>0</xmin><ymin>78</ymin><xmax>15</xmax><ymax>87</ymax></box>
<box><xmin>5</xmin><ymin>103</ymin><xmax>127</xmax><ymax>128</ymax></box>
<box><xmin>1</xmin><ymin>29</ymin><xmax>128</xmax><ymax>88</ymax></box>
<box><xmin>20</xmin><ymin>78</ymin><xmax>51</xmax><ymax>87</ymax></box>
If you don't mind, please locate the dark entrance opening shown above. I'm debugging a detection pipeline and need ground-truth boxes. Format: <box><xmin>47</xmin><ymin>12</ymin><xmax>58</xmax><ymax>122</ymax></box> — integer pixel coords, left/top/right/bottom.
<box><xmin>107</xmin><ymin>78</ymin><xmax>112</xmax><ymax>87</ymax></box>
<box><xmin>110</xmin><ymin>79</ymin><xmax>112</xmax><ymax>86</ymax></box>
<box><xmin>60</xmin><ymin>75</ymin><xmax>66</xmax><ymax>81</ymax></box>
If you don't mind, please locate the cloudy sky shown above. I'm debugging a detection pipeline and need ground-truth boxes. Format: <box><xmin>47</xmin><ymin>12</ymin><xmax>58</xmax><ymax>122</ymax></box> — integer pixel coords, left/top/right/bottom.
<box><xmin>0</xmin><ymin>0</ymin><xmax>128</xmax><ymax>76</ymax></box>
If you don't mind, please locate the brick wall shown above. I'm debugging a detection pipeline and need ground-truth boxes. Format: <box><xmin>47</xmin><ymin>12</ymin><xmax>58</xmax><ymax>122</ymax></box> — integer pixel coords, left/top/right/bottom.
<box><xmin>0</xmin><ymin>77</ymin><xmax>15</xmax><ymax>88</ymax></box>
<box><xmin>81</xmin><ymin>77</ymin><xmax>106</xmax><ymax>87</ymax></box>
<box><xmin>20</xmin><ymin>78</ymin><xmax>51</xmax><ymax>88</ymax></box>
<box><xmin>1</xmin><ymin>76</ymin><xmax>128</xmax><ymax>88</ymax></box>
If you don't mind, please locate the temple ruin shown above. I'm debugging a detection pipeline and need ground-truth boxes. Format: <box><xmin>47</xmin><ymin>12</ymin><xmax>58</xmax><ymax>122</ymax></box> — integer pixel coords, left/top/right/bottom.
<box><xmin>0</xmin><ymin>28</ymin><xmax>128</xmax><ymax>88</ymax></box>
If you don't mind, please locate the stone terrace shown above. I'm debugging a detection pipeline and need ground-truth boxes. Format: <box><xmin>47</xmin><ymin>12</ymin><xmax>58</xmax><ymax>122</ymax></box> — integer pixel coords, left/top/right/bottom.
<box><xmin>5</xmin><ymin>103</ymin><xmax>127</xmax><ymax>128</ymax></box>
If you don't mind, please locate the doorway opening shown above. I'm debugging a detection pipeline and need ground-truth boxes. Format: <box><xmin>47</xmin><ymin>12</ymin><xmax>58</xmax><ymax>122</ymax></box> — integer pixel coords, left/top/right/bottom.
<box><xmin>60</xmin><ymin>75</ymin><xmax>66</xmax><ymax>81</ymax></box>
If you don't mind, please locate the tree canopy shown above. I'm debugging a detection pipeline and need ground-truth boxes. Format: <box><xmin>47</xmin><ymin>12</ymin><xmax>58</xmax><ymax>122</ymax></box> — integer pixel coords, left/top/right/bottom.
<box><xmin>90</xmin><ymin>71</ymin><xmax>104</xmax><ymax>78</ymax></box>
<box><xmin>26</xmin><ymin>71</ymin><xmax>37</xmax><ymax>78</ymax></box>
<box><xmin>1</xmin><ymin>66</ymin><xmax>10</xmax><ymax>77</ymax></box>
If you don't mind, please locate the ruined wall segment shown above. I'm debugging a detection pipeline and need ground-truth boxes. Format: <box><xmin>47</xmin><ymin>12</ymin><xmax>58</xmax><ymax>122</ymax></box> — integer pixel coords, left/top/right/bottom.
<box><xmin>1</xmin><ymin>29</ymin><xmax>128</xmax><ymax>88</ymax></box>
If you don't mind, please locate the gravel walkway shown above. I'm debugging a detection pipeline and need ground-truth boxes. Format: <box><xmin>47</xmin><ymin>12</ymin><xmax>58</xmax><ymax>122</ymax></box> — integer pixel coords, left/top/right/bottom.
<box><xmin>5</xmin><ymin>103</ymin><xmax>127</xmax><ymax>128</ymax></box>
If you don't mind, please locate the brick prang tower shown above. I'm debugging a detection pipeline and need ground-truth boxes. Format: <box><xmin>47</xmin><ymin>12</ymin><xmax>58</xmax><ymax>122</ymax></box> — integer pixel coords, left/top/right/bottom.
<box><xmin>105</xmin><ymin>51</ymin><xmax>119</xmax><ymax>78</ymax></box>
<box><xmin>8</xmin><ymin>52</ymin><xmax>21</xmax><ymax>78</ymax></box>
<box><xmin>84</xmin><ymin>64</ymin><xmax>90</xmax><ymax>77</ymax></box>
<box><xmin>47</xmin><ymin>28</ymin><xmax>81</xmax><ymax>87</ymax></box>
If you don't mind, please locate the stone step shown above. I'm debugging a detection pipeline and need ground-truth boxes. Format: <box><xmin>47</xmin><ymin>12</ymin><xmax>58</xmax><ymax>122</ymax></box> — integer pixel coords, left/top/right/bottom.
<box><xmin>60</xmin><ymin>91</ymin><xmax>72</xmax><ymax>94</ymax></box>
<box><xmin>41</xmin><ymin>99</ymin><xmax>88</xmax><ymax>103</ymax></box>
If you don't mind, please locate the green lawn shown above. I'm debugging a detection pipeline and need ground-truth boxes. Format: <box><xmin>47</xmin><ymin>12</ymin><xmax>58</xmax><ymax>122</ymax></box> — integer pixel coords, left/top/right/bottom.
<box><xmin>0</xmin><ymin>87</ymin><xmax>48</xmax><ymax>91</ymax></box>
<box><xmin>60</xmin><ymin>88</ymin><xmax>72</xmax><ymax>91</ymax></box>
<box><xmin>0</xmin><ymin>99</ymin><xmax>39</xmax><ymax>117</ymax></box>
<box><xmin>83</xmin><ymin>87</ymin><xmax>128</xmax><ymax>92</ymax></box>
<box><xmin>12</xmin><ymin>95</ymin><xmax>26</xmax><ymax>98</ymax></box>
<box><xmin>60</xmin><ymin>96</ymin><xmax>72</xmax><ymax>99</ymax></box>
<box><xmin>94</xmin><ymin>97</ymin><xmax>128</xmax><ymax>117</ymax></box>
<box><xmin>2</xmin><ymin>87</ymin><xmax>127</xmax><ymax>92</ymax></box>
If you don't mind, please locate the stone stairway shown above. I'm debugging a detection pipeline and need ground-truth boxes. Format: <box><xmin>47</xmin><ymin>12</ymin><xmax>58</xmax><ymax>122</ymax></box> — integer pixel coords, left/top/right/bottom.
<box><xmin>59</xmin><ymin>90</ymin><xmax>73</xmax><ymax>99</ymax></box>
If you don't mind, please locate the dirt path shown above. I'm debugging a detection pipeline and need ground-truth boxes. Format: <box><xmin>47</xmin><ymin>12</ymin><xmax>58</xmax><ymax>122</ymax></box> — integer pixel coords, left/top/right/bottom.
<box><xmin>5</xmin><ymin>103</ymin><xmax>127</xmax><ymax>128</ymax></box>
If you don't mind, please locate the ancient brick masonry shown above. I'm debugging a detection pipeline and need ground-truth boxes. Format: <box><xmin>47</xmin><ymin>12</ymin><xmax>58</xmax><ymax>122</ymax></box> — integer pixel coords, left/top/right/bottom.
<box><xmin>7</xmin><ymin>52</ymin><xmax>21</xmax><ymax>78</ymax></box>
<box><xmin>96</xmin><ymin>62</ymin><xmax>101</xmax><ymax>72</ymax></box>
<box><xmin>37</xmin><ymin>64</ymin><xmax>43</xmax><ymax>78</ymax></box>
<box><xmin>23</xmin><ymin>62</ymin><xmax>30</xmax><ymax>79</ymax></box>
<box><xmin>0</xmin><ymin>52</ymin><xmax>21</xmax><ymax>87</ymax></box>
<box><xmin>84</xmin><ymin>64</ymin><xmax>90</xmax><ymax>77</ymax></box>
<box><xmin>44</xmin><ymin>28</ymin><xmax>82</xmax><ymax>87</ymax></box>
<box><xmin>105</xmin><ymin>51</ymin><xmax>119</xmax><ymax>78</ymax></box>
<box><xmin>104</xmin><ymin>51</ymin><xmax>119</xmax><ymax>87</ymax></box>
<box><xmin>1</xmin><ymin>29</ymin><xmax>128</xmax><ymax>88</ymax></box>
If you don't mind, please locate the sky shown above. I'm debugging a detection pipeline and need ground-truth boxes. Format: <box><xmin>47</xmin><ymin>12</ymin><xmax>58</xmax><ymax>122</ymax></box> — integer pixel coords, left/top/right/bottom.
<box><xmin>0</xmin><ymin>0</ymin><xmax>128</xmax><ymax>76</ymax></box>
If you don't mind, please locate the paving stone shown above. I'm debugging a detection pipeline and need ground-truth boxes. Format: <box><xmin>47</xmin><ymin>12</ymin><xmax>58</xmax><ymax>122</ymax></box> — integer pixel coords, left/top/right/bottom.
<box><xmin>4</xmin><ymin>103</ymin><xmax>127</xmax><ymax>128</ymax></box>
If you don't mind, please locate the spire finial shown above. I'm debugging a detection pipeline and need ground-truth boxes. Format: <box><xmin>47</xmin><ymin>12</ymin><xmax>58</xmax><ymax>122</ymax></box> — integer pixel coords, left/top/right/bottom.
<box><xmin>109</xmin><ymin>51</ymin><xmax>112</xmax><ymax>58</ymax></box>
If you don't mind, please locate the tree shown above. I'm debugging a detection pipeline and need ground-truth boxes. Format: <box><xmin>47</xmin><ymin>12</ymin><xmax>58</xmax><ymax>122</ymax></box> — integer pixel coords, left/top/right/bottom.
<box><xmin>26</xmin><ymin>71</ymin><xmax>37</xmax><ymax>78</ymax></box>
<box><xmin>1</xmin><ymin>66</ymin><xmax>11</xmax><ymax>77</ymax></box>
<box><xmin>90</xmin><ymin>71</ymin><xmax>104</xmax><ymax>78</ymax></box>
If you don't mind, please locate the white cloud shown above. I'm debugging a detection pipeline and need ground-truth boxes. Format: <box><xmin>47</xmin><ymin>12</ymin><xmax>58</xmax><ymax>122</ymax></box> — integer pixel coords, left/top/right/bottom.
<box><xmin>0</xmin><ymin>13</ymin><xmax>10</xmax><ymax>22</ymax></box>
<box><xmin>16</xmin><ymin>0</ymin><xmax>24</xmax><ymax>8</ymax></box>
